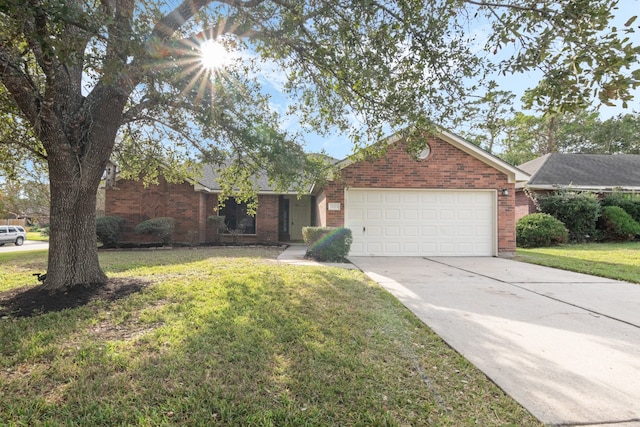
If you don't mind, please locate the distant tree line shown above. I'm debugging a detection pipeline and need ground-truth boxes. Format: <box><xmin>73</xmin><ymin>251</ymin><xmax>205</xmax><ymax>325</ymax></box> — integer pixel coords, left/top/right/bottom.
<box><xmin>458</xmin><ymin>86</ymin><xmax>640</xmax><ymax>165</ymax></box>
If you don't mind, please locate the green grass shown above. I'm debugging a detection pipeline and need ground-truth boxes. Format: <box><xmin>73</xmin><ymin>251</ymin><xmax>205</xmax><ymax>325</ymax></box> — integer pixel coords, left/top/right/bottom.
<box><xmin>516</xmin><ymin>241</ymin><xmax>640</xmax><ymax>283</ymax></box>
<box><xmin>1</xmin><ymin>247</ymin><xmax>540</xmax><ymax>426</ymax></box>
<box><xmin>26</xmin><ymin>231</ymin><xmax>49</xmax><ymax>241</ymax></box>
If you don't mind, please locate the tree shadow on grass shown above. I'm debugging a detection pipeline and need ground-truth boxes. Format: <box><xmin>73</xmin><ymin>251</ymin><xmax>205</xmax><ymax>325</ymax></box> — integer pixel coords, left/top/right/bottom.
<box><xmin>0</xmin><ymin>278</ymin><xmax>150</xmax><ymax>318</ymax></box>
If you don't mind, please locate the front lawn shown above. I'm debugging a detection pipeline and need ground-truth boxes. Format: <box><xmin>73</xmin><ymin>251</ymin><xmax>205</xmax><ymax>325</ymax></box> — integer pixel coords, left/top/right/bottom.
<box><xmin>0</xmin><ymin>247</ymin><xmax>540</xmax><ymax>426</ymax></box>
<box><xmin>26</xmin><ymin>231</ymin><xmax>49</xmax><ymax>241</ymax></box>
<box><xmin>516</xmin><ymin>241</ymin><xmax>640</xmax><ymax>283</ymax></box>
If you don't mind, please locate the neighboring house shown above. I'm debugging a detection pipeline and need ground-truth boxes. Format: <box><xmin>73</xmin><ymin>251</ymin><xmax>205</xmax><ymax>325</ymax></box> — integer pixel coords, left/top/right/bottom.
<box><xmin>516</xmin><ymin>153</ymin><xmax>640</xmax><ymax>220</ymax></box>
<box><xmin>104</xmin><ymin>130</ymin><xmax>529</xmax><ymax>256</ymax></box>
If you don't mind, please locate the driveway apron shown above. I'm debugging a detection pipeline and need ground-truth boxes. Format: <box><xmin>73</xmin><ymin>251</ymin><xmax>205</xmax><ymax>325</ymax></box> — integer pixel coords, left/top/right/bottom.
<box><xmin>348</xmin><ymin>256</ymin><xmax>640</xmax><ymax>426</ymax></box>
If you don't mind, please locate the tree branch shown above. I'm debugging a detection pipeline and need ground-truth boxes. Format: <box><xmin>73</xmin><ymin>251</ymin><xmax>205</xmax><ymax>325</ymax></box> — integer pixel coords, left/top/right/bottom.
<box><xmin>463</xmin><ymin>0</ymin><xmax>555</xmax><ymax>18</ymax></box>
<box><xmin>0</xmin><ymin>48</ymin><xmax>43</xmax><ymax>127</ymax></box>
<box><xmin>0</xmin><ymin>135</ymin><xmax>48</xmax><ymax>161</ymax></box>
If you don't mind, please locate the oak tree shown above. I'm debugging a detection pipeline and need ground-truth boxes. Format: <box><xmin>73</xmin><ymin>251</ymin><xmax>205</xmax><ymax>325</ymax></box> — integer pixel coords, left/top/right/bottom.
<box><xmin>0</xmin><ymin>0</ymin><xmax>637</xmax><ymax>291</ymax></box>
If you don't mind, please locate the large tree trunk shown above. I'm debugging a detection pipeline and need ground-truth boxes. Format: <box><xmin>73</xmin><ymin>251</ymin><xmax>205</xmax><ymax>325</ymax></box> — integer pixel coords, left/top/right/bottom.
<box><xmin>43</xmin><ymin>157</ymin><xmax>108</xmax><ymax>292</ymax></box>
<box><xmin>41</xmin><ymin>92</ymin><xmax>126</xmax><ymax>292</ymax></box>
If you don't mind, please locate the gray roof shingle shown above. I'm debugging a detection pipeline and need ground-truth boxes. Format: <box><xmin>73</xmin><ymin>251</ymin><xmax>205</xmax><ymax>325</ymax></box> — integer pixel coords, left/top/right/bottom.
<box><xmin>519</xmin><ymin>153</ymin><xmax>640</xmax><ymax>188</ymax></box>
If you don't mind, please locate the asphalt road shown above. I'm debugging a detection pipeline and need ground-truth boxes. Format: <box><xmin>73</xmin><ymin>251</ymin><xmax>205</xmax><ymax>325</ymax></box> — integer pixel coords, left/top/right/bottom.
<box><xmin>0</xmin><ymin>240</ymin><xmax>49</xmax><ymax>253</ymax></box>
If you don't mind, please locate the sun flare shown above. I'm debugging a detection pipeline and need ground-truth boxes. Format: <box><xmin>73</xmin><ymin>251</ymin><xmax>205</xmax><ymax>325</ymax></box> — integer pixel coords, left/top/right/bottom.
<box><xmin>200</xmin><ymin>40</ymin><xmax>231</xmax><ymax>70</ymax></box>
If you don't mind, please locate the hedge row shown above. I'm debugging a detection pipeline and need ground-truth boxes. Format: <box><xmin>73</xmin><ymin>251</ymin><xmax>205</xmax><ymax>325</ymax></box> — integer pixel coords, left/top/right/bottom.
<box><xmin>96</xmin><ymin>216</ymin><xmax>175</xmax><ymax>248</ymax></box>
<box><xmin>518</xmin><ymin>191</ymin><xmax>640</xmax><ymax>248</ymax></box>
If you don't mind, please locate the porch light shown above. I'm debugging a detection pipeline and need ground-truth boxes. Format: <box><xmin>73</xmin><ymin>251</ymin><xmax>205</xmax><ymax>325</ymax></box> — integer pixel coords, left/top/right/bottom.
<box><xmin>501</xmin><ymin>188</ymin><xmax>509</xmax><ymax>196</ymax></box>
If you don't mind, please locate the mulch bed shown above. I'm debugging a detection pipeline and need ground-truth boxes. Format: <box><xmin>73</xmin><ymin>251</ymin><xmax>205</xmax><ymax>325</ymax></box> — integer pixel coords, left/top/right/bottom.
<box><xmin>0</xmin><ymin>278</ymin><xmax>149</xmax><ymax>318</ymax></box>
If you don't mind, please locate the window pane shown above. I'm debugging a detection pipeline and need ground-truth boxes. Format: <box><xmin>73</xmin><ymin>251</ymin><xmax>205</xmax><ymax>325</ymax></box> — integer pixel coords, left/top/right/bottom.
<box><xmin>220</xmin><ymin>198</ymin><xmax>255</xmax><ymax>234</ymax></box>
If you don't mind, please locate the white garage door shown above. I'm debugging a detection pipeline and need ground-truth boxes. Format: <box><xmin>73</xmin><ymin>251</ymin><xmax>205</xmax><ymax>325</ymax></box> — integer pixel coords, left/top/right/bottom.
<box><xmin>345</xmin><ymin>189</ymin><xmax>495</xmax><ymax>256</ymax></box>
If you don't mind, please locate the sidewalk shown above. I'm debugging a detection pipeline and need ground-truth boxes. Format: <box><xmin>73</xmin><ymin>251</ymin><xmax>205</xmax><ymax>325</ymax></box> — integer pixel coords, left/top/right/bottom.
<box><xmin>277</xmin><ymin>244</ymin><xmax>358</xmax><ymax>269</ymax></box>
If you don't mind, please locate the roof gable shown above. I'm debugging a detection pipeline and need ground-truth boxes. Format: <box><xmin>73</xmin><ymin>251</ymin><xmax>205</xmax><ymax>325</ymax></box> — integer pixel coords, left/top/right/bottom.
<box><xmin>336</xmin><ymin>130</ymin><xmax>529</xmax><ymax>184</ymax></box>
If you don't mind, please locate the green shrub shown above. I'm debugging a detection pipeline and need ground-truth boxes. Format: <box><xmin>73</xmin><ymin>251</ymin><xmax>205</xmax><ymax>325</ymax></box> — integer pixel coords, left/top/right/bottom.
<box><xmin>516</xmin><ymin>213</ymin><xmax>569</xmax><ymax>248</ymax></box>
<box><xmin>601</xmin><ymin>193</ymin><xmax>640</xmax><ymax>223</ymax></box>
<box><xmin>39</xmin><ymin>225</ymin><xmax>50</xmax><ymax>237</ymax></box>
<box><xmin>96</xmin><ymin>216</ymin><xmax>126</xmax><ymax>248</ymax></box>
<box><xmin>538</xmin><ymin>191</ymin><xmax>600</xmax><ymax>242</ymax></box>
<box><xmin>207</xmin><ymin>215</ymin><xmax>226</xmax><ymax>230</ymax></box>
<box><xmin>597</xmin><ymin>206</ymin><xmax>640</xmax><ymax>241</ymax></box>
<box><xmin>135</xmin><ymin>217</ymin><xmax>175</xmax><ymax>245</ymax></box>
<box><xmin>302</xmin><ymin>226</ymin><xmax>353</xmax><ymax>262</ymax></box>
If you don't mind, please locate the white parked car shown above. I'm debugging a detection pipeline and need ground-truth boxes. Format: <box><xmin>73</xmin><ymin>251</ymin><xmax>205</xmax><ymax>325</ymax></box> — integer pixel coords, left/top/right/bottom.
<box><xmin>0</xmin><ymin>225</ymin><xmax>27</xmax><ymax>246</ymax></box>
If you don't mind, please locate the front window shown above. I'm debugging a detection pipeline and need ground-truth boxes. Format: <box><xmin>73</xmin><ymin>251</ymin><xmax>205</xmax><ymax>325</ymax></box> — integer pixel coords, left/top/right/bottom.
<box><xmin>219</xmin><ymin>198</ymin><xmax>256</xmax><ymax>234</ymax></box>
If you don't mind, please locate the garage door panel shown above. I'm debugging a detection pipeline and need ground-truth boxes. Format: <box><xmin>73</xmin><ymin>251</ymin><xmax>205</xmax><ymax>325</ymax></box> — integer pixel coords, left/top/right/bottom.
<box><xmin>401</xmin><ymin>243</ymin><xmax>420</xmax><ymax>255</ymax></box>
<box><xmin>385</xmin><ymin>209</ymin><xmax>401</xmax><ymax>220</ymax></box>
<box><xmin>457</xmin><ymin>209</ymin><xmax>475</xmax><ymax>220</ymax></box>
<box><xmin>366</xmin><ymin>225</ymin><xmax>383</xmax><ymax>237</ymax></box>
<box><xmin>385</xmin><ymin>193</ymin><xmax>401</xmax><ymax>203</ymax></box>
<box><xmin>346</xmin><ymin>189</ymin><xmax>495</xmax><ymax>256</ymax></box>
<box><xmin>422</xmin><ymin>210</ymin><xmax>437</xmax><ymax>220</ymax></box>
<box><xmin>404</xmin><ymin>209</ymin><xmax>419</xmax><ymax>220</ymax></box>
<box><xmin>366</xmin><ymin>192</ymin><xmax>382</xmax><ymax>203</ymax></box>
<box><xmin>421</xmin><ymin>242</ymin><xmax>438</xmax><ymax>253</ymax></box>
<box><xmin>440</xmin><ymin>208</ymin><xmax>455</xmax><ymax>218</ymax></box>
<box><xmin>457</xmin><ymin>226</ymin><xmax>474</xmax><ymax>237</ymax></box>
<box><xmin>385</xmin><ymin>226</ymin><xmax>400</xmax><ymax>237</ymax></box>
<box><xmin>402</xmin><ymin>193</ymin><xmax>419</xmax><ymax>203</ymax></box>
<box><xmin>402</xmin><ymin>225</ymin><xmax>419</xmax><ymax>237</ymax></box>
<box><xmin>421</xmin><ymin>225</ymin><xmax>438</xmax><ymax>237</ymax></box>
<box><xmin>349</xmin><ymin>209</ymin><xmax>364</xmax><ymax>221</ymax></box>
<box><xmin>351</xmin><ymin>241</ymin><xmax>364</xmax><ymax>253</ymax></box>
<box><xmin>347</xmin><ymin>191</ymin><xmax>365</xmax><ymax>203</ymax></box>
<box><xmin>384</xmin><ymin>242</ymin><xmax>401</xmax><ymax>254</ymax></box>
<box><xmin>439</xmin><ymin>242</ymin><xmax>456</xmax><ymax>255</ymax></box>
<box><xmin>421</xmin><ymin>193</ymin><xmax>438</xmax><ymax>203</ymax></box>
<box><xmin>366</xmin><ymin>209</ymin><xmax>381</xmax><ymax>220</ymax></box>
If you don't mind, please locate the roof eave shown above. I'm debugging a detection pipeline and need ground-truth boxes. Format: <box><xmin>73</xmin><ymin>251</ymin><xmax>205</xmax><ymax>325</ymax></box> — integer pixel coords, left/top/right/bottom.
<box><xmin>522</xmin><ymin>184</ymin><xmax>640</xmax><ymax>192</ymax></box>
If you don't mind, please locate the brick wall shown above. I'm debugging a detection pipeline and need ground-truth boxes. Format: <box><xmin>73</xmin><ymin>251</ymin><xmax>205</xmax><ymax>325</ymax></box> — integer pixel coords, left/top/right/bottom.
<box><xmin>314</xmin><ymin>191</ymin><xmax>327</xmax><ymax>227</ymax></box>
<box><xmin>105</xmin><ymin>177</ymin><xmax>280</xmax><ymax>244</ymax></box>
<box><xmin>105</xmin><ymin>178</ymin><xmax>203</xmax><ymax>244</ymax></box>
<box><xmin>515</xmin><ymin>189</ymin><xmax>539</xmax><ymax>221</ymax></box>
<box><xmin>255</xmin><ymin>194</ymin><xmax>279</xmax><ymax>243</ymax></box>
<box><xmin>317</xmin><ymin>137</ymin><xmax>517</xmax><ymax>255</ymax></box>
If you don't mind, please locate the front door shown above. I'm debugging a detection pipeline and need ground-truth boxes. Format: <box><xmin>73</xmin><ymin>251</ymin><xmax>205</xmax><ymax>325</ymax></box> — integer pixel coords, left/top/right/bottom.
<box><xmin>286</xmin><ymin>195</ymin><xmax>311</xmax><ymax>241</ymax></box>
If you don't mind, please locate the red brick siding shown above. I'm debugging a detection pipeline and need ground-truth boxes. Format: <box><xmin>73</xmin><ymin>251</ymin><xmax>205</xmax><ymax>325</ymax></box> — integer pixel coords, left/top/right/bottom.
<box><xmin>317</xmin><ymin>137</ymin><xmax>516</xmax><ymax>255</ymax></box>
<box><xmin>105</xmin><ymin>178</ymin><xmax>201</xmax><ymax>243</ymax></box>
<box><xmin>314</xmin><ymin>191</ymin><xmax>327</xmax><ymax>226</ymax></box>
<box><xmin>105</xmin><ymin>177</ymin><xmax>280</xmax><ymax>244</ymax></box>
<box><xmin>255</xmin><ymin>195</ymin><xmax>279</xmax><ymax>243</ymax></box>
<box><xmin>515</xmin><ymin>190</ymin><xmax>539</xmax><ymax>221</ymax></box>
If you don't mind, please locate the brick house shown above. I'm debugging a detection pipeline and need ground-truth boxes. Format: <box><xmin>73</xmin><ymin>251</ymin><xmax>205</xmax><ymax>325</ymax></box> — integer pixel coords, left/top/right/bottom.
<box><xmin>104</xmin><ymin>130</ymin><xmax>528</xmax><ymax>256</ymax></box>
<box><xmin>515</xmin><ymin>153</ymin><xmax>640</xmax><ymax>220</ymax></box>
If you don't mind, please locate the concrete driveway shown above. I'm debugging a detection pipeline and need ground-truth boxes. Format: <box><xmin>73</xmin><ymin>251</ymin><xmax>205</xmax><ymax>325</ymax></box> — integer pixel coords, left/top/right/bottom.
<box><xmin>348</xmin><ymin>256</ymin><xmax>640</xmax><ymax>427</ymax></box>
